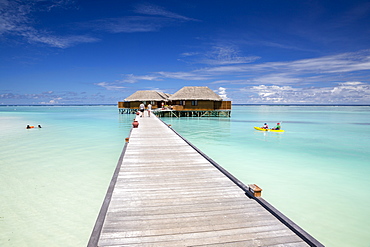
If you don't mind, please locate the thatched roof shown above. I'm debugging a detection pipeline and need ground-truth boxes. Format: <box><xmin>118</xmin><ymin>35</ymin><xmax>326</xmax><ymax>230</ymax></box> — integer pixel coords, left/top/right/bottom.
<box><xmin>168</xmin><ymin>86</ymin><xmax>222</xmax><ymax>101</ymax></box>
<box><xmin>157</xmin><ymin>91</ymin><xmax>171</xmax><ymax>99</ymax></box>
<box><xmin>124</xmin><ymin>90</ymin><xmax>169</xmax><ymax>101</ymax></box>
<box><xmin>124</xmin><ymin>87</ymin><xmax>222</xmax><ymax>102</ymax></box>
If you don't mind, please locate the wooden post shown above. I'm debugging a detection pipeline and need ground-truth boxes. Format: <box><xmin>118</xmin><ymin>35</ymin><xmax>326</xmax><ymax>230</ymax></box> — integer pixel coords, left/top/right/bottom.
<box><xmin>248</xmin><ymin>184</ymin><xmax>262</xmax><ymax>197</ymax></box>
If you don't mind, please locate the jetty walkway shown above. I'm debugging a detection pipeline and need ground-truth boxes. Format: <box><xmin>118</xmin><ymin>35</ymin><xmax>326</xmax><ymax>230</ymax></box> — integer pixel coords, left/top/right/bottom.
<box><xmin>88</xmin><ymin>111</ymin><xmax>323</xmax><ymax>246</ymax></box>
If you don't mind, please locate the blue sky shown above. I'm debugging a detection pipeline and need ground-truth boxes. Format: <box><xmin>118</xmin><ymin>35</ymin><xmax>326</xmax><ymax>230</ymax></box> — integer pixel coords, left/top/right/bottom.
<box><xmin>1</xmin><ymin>0</ymin><xmax>370</xmax><ymax>104</ymax></box>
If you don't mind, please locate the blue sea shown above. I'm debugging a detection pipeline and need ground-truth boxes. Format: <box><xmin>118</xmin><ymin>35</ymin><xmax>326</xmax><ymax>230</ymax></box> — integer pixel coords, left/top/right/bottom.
<box><xmin>1</xmin><ymin>105</ymin><xmax>369</xmax><ymax>246</ymax></box>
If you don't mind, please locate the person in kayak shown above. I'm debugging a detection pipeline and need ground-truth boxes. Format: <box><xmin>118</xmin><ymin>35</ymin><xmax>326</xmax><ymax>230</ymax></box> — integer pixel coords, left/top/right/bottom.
<box><xmin>272</xmin><ymin>123</ymin><xmax>281</xmax><ymax>130</ymax></box>
<box><xmin>261</xmin><ymin>123</ymin><xmax>268</xmax><ymax>129</ymax></box>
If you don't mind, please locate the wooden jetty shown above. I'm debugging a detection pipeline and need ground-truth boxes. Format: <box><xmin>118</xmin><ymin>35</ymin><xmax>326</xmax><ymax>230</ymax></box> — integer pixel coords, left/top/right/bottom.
<box><xmin>88</xmin><ymin>111</ymin><xmax>323</xmax><ymax>246</ymax></box>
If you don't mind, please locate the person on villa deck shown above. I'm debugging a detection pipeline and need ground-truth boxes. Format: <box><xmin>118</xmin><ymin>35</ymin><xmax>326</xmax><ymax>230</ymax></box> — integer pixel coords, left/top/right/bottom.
<box><xmin>147</xmin><ymin>103</ymin><xmax>152</xmax><ymax>117</ymax></box>
<box><xmin>139</xmin><ymin>102</ymin><xmax>145</xmax><ymax>117</ymax></box>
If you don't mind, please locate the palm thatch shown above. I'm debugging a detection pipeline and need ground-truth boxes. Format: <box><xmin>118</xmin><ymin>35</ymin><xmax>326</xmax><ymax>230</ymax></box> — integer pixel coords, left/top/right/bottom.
<box><xmin>158</xmin><ymin>91</ymin><xmax>171</xmax><ymax>99</ymax></box>
<box><xmin>168</xmin><ymin>86</ymin><xmax>222</xmax><ymax>101</ymax></box>
<box><xmin>124</xmin><ymin>90</ymin><xmax>169</xmax><ymax>101</ymax></box>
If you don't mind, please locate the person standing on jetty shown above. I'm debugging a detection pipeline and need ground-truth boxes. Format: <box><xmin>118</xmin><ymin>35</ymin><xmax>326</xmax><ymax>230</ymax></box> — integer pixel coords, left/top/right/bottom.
<box><xmin>139</xmin><ymin>102</ymin><xmax>145</xmax><ymax>117</ymax></box>
<box><xmin>147</xmin><ymin>103</ymin><xmax>152</xmax><ymax>117</ymax></box>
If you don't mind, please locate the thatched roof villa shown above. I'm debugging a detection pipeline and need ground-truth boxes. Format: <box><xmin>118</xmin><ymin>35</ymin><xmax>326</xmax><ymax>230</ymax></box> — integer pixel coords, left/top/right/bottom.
<box><xmin>118</xmin><ymin>86</ymin><xmax>231</xmax><ymax>117</ymax></box>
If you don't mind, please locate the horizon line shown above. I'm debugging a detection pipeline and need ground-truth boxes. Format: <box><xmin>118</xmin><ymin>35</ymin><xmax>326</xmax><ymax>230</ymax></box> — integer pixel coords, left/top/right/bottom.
<box><xmin>1</xmin><ymin>103</ymin><xmax>370</xmax><ymax>107</ymax></box>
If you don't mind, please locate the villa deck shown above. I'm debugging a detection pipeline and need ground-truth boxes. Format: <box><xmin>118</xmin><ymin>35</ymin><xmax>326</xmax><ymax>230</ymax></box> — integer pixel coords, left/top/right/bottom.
<box><xmin>118</xmin><ymin>108</ymin><xmax>231</xmax><ymax>117</ymax></box>
<box><xmin>88</xmin><ymin>111</ymin><xmax>323</xmax><ymax>246</ymax></box>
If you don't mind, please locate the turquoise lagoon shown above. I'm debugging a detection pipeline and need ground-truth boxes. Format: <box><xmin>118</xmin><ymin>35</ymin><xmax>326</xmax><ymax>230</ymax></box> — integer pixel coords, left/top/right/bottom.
<box><xmin>0</xmin><ymin>105</ymin><xmax>369</xmax><ymax>246</ymax></box>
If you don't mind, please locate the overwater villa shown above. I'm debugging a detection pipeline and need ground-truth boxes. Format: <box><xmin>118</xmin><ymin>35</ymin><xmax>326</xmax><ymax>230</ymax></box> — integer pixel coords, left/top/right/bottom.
<box><xmin>118</xmin><ymin>86</ymin><xmax>231</xmax><ymax>117</ymax></box>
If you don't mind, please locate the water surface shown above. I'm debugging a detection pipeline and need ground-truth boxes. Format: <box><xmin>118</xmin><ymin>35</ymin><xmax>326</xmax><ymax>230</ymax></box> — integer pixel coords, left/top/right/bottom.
<box><xmin>1</xmin><ymin>105</ymin><xmax>369</xmax><ymax>246</ymax></box>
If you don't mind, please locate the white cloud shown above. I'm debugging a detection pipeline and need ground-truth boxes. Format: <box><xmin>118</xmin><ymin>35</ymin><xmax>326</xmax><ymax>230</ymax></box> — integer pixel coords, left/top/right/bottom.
<box><xmin>95</xmin><ymin>74</ymin><xmax>161</xmax><ymax>91</ymax></box>
<box><xmin>95</xmin><ymin>82</ymin><xmax>125</xmax><ymax>91</ymax></box>
<box><xmin>211</xmin><ymin>79</ymin><xmax>251</xmax><ymax>85</ymax></box>
<box><xmin>84</xmin><ymin>4</ymin><xmax>199</xmax><ymax>34</ymax></box>
<box><xmin>181</xmin><ymin>45</ymin><xmax>260</xmax><ymax>66</ymax></box>
<box><xmin>0</xmin><ymin>0</ymin><xmax>98</xmax><ymax>48</ymax></box>
<box><xmin>1</xmin><ymin>1</ymin><xmax>198</xmax><ymax>47</ymax></box>
<box><xmin>86</xmin><ymin>17</ymin><xmax>164</xmax><ymax>33</ymax></box>
<box><xmin>156</xmin><ymin>71</ymin><xmax>210</xmax><ymax>80</ymax></box>
<box><xmin>204</xmin><ymin>46</ymin><xmax>260</xmax><ymax>65</ymax></box>
<box><xmin>251</xmin><ymin>73</ymin><xmax>303</xmax><ymax>85</ymax></box>
<box><xmin>217</xmin><ymin>87</ymin><xmax>229</xmax><ymax>100</ymax></box>
<box><xmin>200</xmin><ymin>49</ymin><xmax>370</xmax><ymax>77</ymax></box>
<box><xmin>239</xmin><ymin>82</ymin><xmax>370</xmax><ymax>104</ymax></box>
<box><xmin>180</xmin><ymin>52</ymin><xmax>200</xmax><ymax>57</ymax></box>
<box><xmin>149</xmin><ymin>49</ymin><xmax>370</xmax><ymax>88</ymax></box>
<box><xmin>123</xmin><ymin>49</ymin><xmax>369</xmax><ymax>89</ymax></box>
<box><xmin>1</xmin><ymin>91</ymin><xmax>68</xmax><ymax>104</ymax></box>
<box><xmin>284</xmin><ymin>52</ymin><xmax>370</xmax><ymax>74</ymax></box>
<box><xmin>0</xmin><ymin>0</ymin><xmax>30</xmax><ymax>33</ymax></box>
<box><xmin>122</xmin><ymin>74</ymin><xmax>160</xmax><ymax>83</ymax></box>
<box><xmin>40</xmin><ymin>98</ymin><xmax>62</xmax><ymax>104</ymax></box>
<box><xmin>106</xmin><ymin>50</ymin><xmax>370</xmax><ymax>104</ymax></box>
<box><xmin>134</xmin><ymin>3</ymin><xmax>199</xmax><ymax>22</ymax></box>
<box><xmin>24</xmin><ymin>31</ymin><xmax>99</xmax><ymax>48</ymax></box>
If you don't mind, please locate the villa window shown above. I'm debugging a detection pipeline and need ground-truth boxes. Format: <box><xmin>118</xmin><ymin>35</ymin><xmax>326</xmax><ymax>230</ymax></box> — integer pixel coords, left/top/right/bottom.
<box><xmin>191</xmin><ymin>100</ymin><xmax>198</xmax><ymax>106</ymax></box>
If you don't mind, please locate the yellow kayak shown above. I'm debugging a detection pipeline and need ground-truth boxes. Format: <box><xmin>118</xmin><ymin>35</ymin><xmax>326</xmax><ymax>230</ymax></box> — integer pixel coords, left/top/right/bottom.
<box><xmin>254</xmin><ymin>126</ymin><xmax>285</xmax><ymax>132</ymax></box>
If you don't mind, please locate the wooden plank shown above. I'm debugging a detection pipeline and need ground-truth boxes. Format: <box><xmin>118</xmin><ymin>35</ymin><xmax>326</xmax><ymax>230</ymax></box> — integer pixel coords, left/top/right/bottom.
<box><xmin>98</xmin><ymin>227</ymin><xmax>301</xmax><ymax>246</ymax></box>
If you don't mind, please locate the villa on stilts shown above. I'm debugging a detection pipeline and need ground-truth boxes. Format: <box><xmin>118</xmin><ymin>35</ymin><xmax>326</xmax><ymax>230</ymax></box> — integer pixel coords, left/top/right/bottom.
<box><xmin>118</xmin><ymin>86</ymin><xmax>231</xmax><ymax>117</ymax></box>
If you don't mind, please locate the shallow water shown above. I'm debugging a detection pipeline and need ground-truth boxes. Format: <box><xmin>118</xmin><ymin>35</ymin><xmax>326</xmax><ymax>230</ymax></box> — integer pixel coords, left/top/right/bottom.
<box><xmin>1</xmin><ymin>105</ymin><xmax>369</xmax><ymax>246</ymax></box>
<box><xmin>0</xmin><ymin>106</ymin><xmax>132</xmax><ymax>246</ymax></box>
